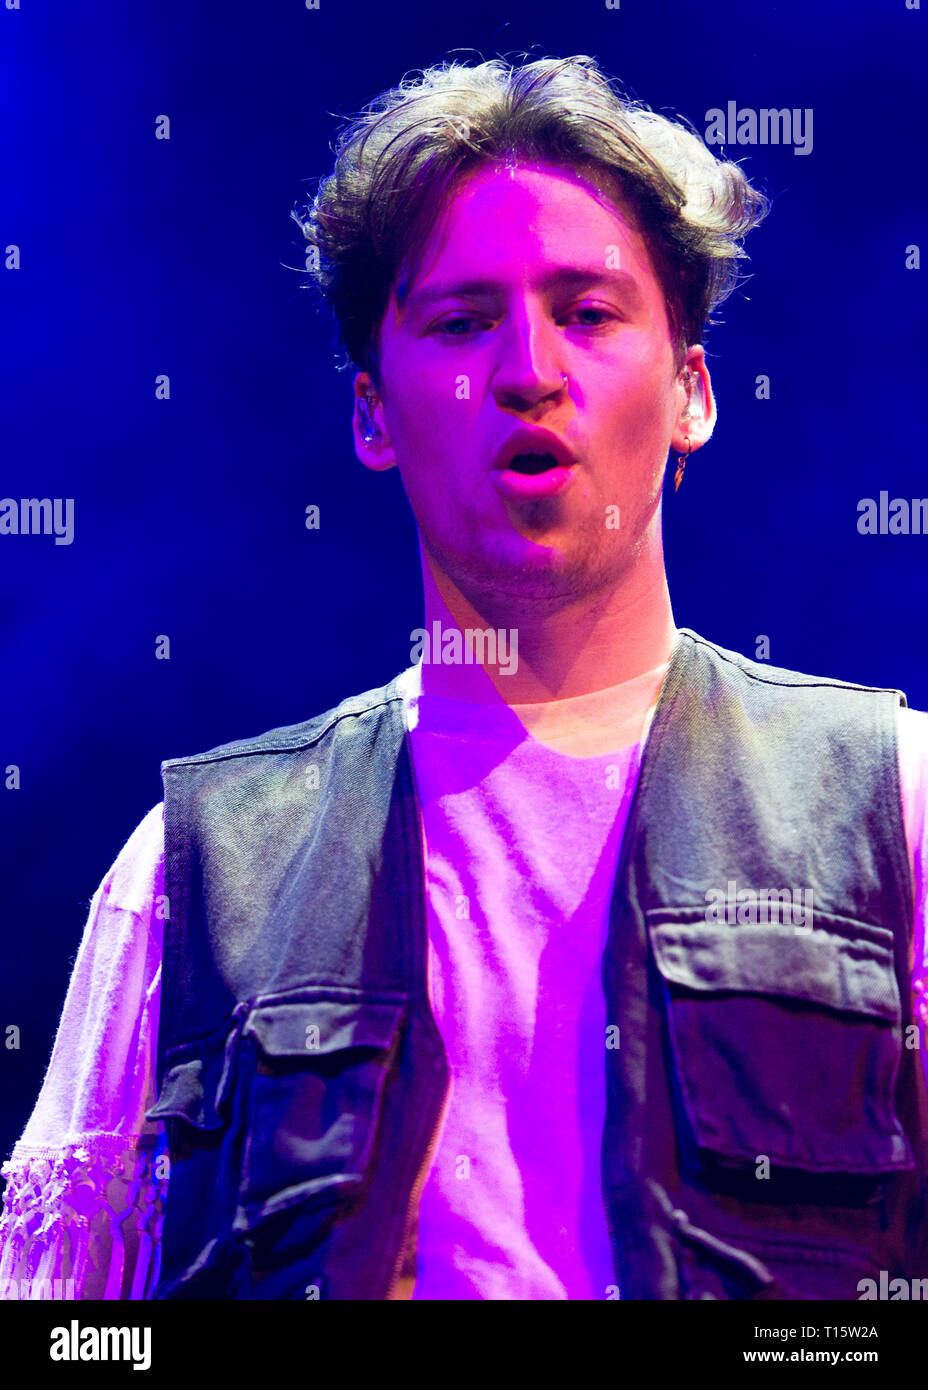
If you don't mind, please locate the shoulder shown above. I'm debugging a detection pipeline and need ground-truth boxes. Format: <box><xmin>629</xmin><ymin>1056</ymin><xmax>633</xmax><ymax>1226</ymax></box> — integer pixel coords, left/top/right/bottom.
<box><xmin>897</xmin><ymin>706</ymin><xmax>928</xmax><ymax>824</ymax></box>
<box><xmin>680</xmin><ymin>629</ymin><xmax>906</xmax><ymax>700</ymax></box>
<box><xmin>672</xmin><ymin>631</ymin><xmax>909</xmax><ymax>770</ymax></box>
<box><xmin>95</xmin><ymin>802</ymin><xmax>165</xmax><ymax>919</ymax></box>
<box><xmin>160</xmin><ymin>676</ymin><xmax>404</xmax><ymax>773</ymax></box>
<box><xmin>898</xmin><ymin>704</ymin><xmax>928</xmax><ymax>745</ymax></box>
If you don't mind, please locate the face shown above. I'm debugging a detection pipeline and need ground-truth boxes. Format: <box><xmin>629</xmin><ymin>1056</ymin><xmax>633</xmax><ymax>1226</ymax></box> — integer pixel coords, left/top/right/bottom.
<box><xmin>352</xmin><ymin>160</ymin><xmax>714</xmax><ymax>606</ymax></box>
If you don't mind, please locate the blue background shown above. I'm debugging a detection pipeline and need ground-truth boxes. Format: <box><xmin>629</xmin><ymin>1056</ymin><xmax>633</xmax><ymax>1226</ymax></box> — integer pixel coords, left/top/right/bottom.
<box><xmin>1</xmin><ymin>0</ymin><xmax>925</xmax><ymax>1180</ymax></box>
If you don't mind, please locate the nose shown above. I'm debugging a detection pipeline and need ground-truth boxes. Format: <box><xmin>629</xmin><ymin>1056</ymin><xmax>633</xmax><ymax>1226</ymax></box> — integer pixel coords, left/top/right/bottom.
<box><xmin>491</xmin><ymin>303</ymin><xmax>567</xmax><ymax>413</ymax></box>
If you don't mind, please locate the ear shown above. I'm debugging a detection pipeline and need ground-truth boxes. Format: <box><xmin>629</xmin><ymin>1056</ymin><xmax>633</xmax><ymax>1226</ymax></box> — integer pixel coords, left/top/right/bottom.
<box><xmin>670</xmin><ymin>345</ymin><xmax>716</xmax><ymax>455</ymax></box>
<box><xmin>352</xmin><ymin>371</ymin><xmax>397</xmax><ymax>472</ymax></box>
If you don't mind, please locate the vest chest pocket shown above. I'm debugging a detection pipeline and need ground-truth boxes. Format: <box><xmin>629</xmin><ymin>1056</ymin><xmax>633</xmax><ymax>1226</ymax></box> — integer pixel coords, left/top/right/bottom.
<box><xmin>647</xmin><ymin>908</ymin><xmax>913</xmax><ymax>1180</ymax></box>
<box><xmin>234</xmin><ymin>991</ymin><xmax>406</xmax><ymax>1233</ymax></box>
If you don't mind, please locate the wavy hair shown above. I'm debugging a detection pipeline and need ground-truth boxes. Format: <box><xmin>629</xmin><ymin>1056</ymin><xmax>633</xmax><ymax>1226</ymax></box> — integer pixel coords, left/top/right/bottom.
<box><xmin>292</xmin><ymin>55</ymin><xmax>769</xmax><ymax>380</ymax></box>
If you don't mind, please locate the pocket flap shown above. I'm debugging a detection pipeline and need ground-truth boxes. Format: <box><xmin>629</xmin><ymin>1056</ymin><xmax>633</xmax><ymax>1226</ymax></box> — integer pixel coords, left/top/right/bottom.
<box><xmin>648</xmin><ymin>911</ymin><xmax>900</xmax><ymax>1022</ymax></box>
<box><xmin>146</xmin><ymin>1004</ymin><xmax>247</xmax><ymax>1129</ymax></box>
<box><xmin>244</xmin><ymin>995</ymin><xmax>406</xmax><ymax>1059</ymax></box>
<box><xmin>146</xmin><ymin>1048</ymin><xmax>230</xmax><ymax>1130</ymax></box>
<box><xmin>235</xmin><ymin>991</ymin><xmax>408</xmax><ymax>1231</ymax></box>
<box><xmin>645</xmin><ymin>907</ymin><xmax>910</xmax><ymax>1174</ymax></box>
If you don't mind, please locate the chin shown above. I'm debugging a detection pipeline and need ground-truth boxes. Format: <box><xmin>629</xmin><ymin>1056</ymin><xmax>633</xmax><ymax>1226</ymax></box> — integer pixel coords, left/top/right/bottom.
<box><xmin>487</xmin><ymin>550</ymin><xmax>600</xmax><ymax>602</ymax></box>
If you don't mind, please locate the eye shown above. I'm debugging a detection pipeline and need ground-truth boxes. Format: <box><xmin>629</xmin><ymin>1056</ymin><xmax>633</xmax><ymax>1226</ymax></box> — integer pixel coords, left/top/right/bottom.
<box><xmin>434</xmin><ymin>314</ymin><xmax>487</xmax><ymax>337</ymax></box>
<box><xmin>563</xmin><ymin>305</ymin><xmax>618</xmax><ymax>328</ymax></box>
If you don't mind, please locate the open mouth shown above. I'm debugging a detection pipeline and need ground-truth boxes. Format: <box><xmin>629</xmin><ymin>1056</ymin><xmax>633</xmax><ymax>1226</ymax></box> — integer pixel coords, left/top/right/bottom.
<box><xmin>506</xmin><ymin>452</ymin><xmax>560</xmax><ymax>475</ymax></box>
<box><xmin>491</xmin><ymin>432</ymin><xmax>578</xmax><ymax>500</ymax></box>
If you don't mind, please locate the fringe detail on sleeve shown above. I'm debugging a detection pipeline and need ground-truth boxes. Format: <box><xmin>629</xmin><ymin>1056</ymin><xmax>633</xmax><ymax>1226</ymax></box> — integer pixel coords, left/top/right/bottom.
<box><xmin>0</xmin><ymin>1133</ymin><xmax>167</xmax><ymax>1300</ymax></box>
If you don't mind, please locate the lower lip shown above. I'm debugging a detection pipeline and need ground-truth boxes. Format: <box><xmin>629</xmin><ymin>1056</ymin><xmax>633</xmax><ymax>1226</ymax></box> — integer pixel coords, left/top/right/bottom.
<box><xmin>492</xmin><ymin>465</ymin><xmax>577</xmax><ymax>500</ymax></box>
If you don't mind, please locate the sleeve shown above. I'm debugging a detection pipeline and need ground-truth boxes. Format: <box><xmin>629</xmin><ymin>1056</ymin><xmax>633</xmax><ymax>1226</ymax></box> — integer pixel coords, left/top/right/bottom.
<box><xmin>0</xmin><ymin>803</ymin><xmax>169</xmax><ymax>1300</ymax></box>
<box><xmin>897</xmin><ymin>706</ymin><xmax>928</xmax><ymax>1086</ymax></box>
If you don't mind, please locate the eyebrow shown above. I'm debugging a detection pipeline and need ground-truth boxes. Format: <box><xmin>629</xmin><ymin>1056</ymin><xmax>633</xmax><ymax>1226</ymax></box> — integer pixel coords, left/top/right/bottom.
<box><xmin>400</xmin><ymin>266</ymin><xmax>645</xmax><ymax>313</ymax></box>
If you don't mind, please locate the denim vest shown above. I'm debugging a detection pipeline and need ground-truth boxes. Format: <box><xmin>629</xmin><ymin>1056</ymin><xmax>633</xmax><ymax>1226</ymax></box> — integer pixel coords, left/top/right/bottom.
<box><xmin>146</xmin><ymin>629</ymin><xmax>928</xmax><ymax>1299</ymax></box>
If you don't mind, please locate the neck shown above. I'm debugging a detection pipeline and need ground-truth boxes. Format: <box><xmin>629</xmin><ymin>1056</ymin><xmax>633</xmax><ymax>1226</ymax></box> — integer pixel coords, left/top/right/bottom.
<box><xmin>416</xmin><ymin>536</ymin><xmax>677</xmax><ymax>704</ymax></box>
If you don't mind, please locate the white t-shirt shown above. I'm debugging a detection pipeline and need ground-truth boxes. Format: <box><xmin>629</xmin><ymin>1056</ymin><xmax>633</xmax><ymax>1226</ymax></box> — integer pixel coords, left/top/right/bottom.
<box><xmin>400</xmin><ymin>659</ymin><xmax>667</xmax><ymax>1299</ymax></box>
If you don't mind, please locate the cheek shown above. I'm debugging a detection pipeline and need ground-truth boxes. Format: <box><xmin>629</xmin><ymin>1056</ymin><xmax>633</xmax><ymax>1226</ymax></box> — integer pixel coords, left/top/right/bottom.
<box><xmin>391</xmin><ymin>372</ymin><xmax>459</xmax><ymax>441</ymax></box>
<box><xmin>388</xmin><ymin>372</ymin><xmax>483</xmax><ymax>473</ymax></box>
<box><xmin>388</xmin><ymin>404</ymin><xmax>466</xmax><ymax>517</ymax></box>
<box><xmin>599</xmin><ymin>391</ymin><xmax>672</xmax><ymax>461</ymax></box>
<box><xmin>601</xmin><ymin>352</ymin><xmax>676</xmax><ymax>447</ymax></box>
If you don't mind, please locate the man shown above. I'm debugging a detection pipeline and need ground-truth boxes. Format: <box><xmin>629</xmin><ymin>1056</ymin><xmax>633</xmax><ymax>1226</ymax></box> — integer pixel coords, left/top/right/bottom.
<box><xmin>2</xmin><ymin>54</ymin><xmax>928</xmax><ymax>1302</ymax></box>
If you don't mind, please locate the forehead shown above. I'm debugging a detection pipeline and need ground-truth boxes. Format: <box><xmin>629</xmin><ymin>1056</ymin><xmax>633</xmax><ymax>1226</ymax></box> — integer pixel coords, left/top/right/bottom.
<box><xmin>396</xmin><ymin>159</ymin><xmax>659</xmax><ymax>297</ymax></box>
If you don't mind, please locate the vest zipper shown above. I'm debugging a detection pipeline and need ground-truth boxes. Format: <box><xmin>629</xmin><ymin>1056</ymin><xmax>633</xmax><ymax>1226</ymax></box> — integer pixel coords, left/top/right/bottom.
<box><xmin>601</xmin><ymin>1190</ymin><xmax>622</xmax><ymax>1299</ymax></box>
<box><xmin>385</xmin><ymin>1079</ymin><xmax>451</xmax><ymax>1299</ymax></box>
